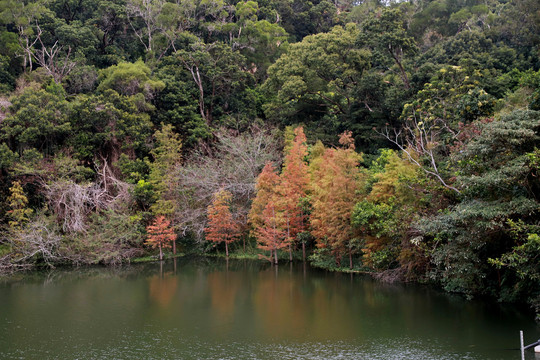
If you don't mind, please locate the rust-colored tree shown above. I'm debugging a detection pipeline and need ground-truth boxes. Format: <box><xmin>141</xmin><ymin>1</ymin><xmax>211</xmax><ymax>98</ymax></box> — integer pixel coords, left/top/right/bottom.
<box><xmin>278</xmin><ymin>126</ymin><xmax>310</xmax><ymax>261</ymax></box>
<box><xmin>205</xmin><ymin>189</ymin><xmax>240</xmax><ymax>257</ymax></box>
<box><xmin>256</xmin><ymin>200</ymin><xmax>287</xmax><ymax>264</ymax></box>
<box><xmin>310</xmin><ymin>131</ymin><xmax>365</xmax><ymax>268</ymax></box>
<box><xmin>248</xmin><ymin>162</ymin><xmax>280</xmax><ymax>234</ymax></box>
<box><xmin>146</xmin><ymin>216</ymin><xmax>176</xmax><ymax>261</ymax></box>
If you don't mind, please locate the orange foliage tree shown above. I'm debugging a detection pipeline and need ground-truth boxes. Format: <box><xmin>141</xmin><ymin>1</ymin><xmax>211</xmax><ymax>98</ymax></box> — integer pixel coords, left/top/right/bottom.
<box><xmin>146</xmin><ymin>216</ymin><xmax>176</xmax><ymax>260</ymax></box>
<box><xmin>256</xmin><ymin>200</ymin><xmax>287</xmax><ymax>264</ymax></box>
<box><xmin>310</xmin><ymin>131</ymin><xmax>366</xmax><ymax>268</ymax></box>
<box><xmin>205</xmin><ymin>189</ymin><xmax>240</xmax><ymax>257</ymax></box>
<box><xmin>248</xmin><ymin>162</ymin><xmax>280</xmax><ymax>235</ymax></box>
<box><xmin>278</xmin><ymin>126</ymin><xmax>310</xmax><ymax>261</ymax></box>
<box><xmin>249</xmin><ymin>162</ymin><xmax>287</xmax><ymax>263</ymax></box>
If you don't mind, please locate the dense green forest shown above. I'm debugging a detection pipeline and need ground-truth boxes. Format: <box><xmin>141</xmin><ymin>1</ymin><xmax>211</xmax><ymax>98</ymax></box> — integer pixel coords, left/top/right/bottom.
<box><xmin>0</xmin><ymin>0</ymin><xmax>538</xmax><ymax>316</ymax></box>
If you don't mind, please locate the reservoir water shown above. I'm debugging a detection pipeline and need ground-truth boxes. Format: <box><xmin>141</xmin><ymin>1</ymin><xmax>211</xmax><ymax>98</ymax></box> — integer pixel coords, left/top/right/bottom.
<box><xmin>0</xmin><ymin>258</ymin><xmax>538</xmax><ymax>359</ymax></box>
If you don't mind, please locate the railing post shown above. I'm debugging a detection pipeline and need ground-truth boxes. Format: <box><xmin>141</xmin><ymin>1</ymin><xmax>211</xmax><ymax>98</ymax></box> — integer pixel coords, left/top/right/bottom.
<box><xmin>520</xmin><ymin>330</ymin><xmax>525</xmax><ymax>360</ymax></box>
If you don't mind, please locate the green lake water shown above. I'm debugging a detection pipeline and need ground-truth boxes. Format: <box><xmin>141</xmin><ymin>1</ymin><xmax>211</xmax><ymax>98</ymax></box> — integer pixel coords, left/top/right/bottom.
<box><xmin>0</xmin><ymin>258</ymin><xmax>538</xmax><ymax>359</ymax></box>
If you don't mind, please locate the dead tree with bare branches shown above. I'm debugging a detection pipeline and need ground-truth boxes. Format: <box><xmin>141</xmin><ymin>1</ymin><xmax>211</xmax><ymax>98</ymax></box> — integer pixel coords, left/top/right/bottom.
<box><xmin>173</xmin><ymin>126</ymin><xmax>281</xmax><ymax>241</ymax></box>
<box><xmin>31</xmin><ymin>25</ymin><xmax>77</xmax><ymax>83</ymax></box>
<box><xmin>378</xmin><ymin>112</ymin><xmax>461</xmax><ymax>194</ymax></box>
<box><xmin>0</xmin><ymin>215</ymin><xmax>63</xmax><ymax>271</ymax></box>
<box><xmin>43</xmin><ymin>160</ymin><xmax>131</xmax><ymax>233</ymax></box>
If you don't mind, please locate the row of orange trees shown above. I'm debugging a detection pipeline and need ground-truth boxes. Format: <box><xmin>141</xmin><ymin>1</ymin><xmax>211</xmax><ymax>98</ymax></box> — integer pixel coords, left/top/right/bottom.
<box><xmin>143</xmin><ymin>126</ymin><xmax>366</xmax><ymax>266</ymax></box>
<box><xmin>251</xmin><ymin>127</ymin><xmax>364</xmax><ymax>266</ymax></box>
<box><xmin>198</xmin><ymin>126</ymin><xmax>365</xmax><ymax>267</ymax></box>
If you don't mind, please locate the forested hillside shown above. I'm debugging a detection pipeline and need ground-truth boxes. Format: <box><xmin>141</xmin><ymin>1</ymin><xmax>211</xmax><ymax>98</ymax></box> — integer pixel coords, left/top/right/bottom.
<box><xmin>0</xmin><ymin>0</ymin><xmax>538</xmax><ymax>316</ymax></box>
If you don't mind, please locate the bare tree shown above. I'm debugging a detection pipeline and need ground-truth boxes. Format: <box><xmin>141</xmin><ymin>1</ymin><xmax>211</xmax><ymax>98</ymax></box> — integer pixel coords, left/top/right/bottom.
<box><xmin>15</xmin><ymin>22</ymin><xmax>77</xmax><ymax>83</ymax></box>
<box><xmin>0</xmin><ymin>97</ymin><xmax>12</xmax><ymax>123</ymax></box>
<box><xmin>17</xmin><ymin>26</ymin><xmax>40</xmax><ymax>73</ymax></box>
<box><xmin>378</xmin><ymin>113</ymin><xmax>461</xmax><ymax>194</ymax></box>
<box><xmin>33</xmin><ymin>27</ymin><xmax>77</xmax><ymax>84</ymax></box>
<box><xmin>126</xmin><ymin>0</ymin><xmax>164</xmax><ymax>53</ymax></box>
<box><xmin>6</xmin><ymin>1</ymin><xmax>44</xmax><ymax>72</ymax></box>
<box><xmin>1</xmin><ymin>216</ymin><xmax>62</xmax><ymax>270</ymax></box>
<box><xmin>5</xmin><ymin>0</ymin><xmax>77</xmax><ymax>82</ymax></box>
<box><xmin>43</xmin><ymin>160</ymin><xmax>131</xmax><ymax>233</ymax></box>
<box><xmin>126</xmin><ymin>0</ymin><xmax>198</xmax><ymax>59</ymax></box>
<box><xmin>173</xmin><ymin>126</ymin><xmax>281</xmax><ymax>240</ymax></box>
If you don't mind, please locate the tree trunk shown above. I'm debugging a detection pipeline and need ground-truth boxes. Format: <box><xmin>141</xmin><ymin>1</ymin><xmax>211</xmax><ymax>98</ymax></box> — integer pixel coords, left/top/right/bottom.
<box><xmin>172</xmin><ymin>239</ymin><xmax>176</xmax><ymax>255</ymax></box>
<box><xmin>186</xmin><ymin>64</ymin><xmax>207</xmax><ymax>124</ymax></box>
<box><xmin>289</xmin><ymin>244</ymin><xmax>292</xmax><ymax>262</ymax></box>
<box><xmin>159</xmin><ymin>244</ymin><xmax>163</xmax><ymax>261</ymax></box>
<box><xmin>286</xmin><ymin>221</ymin><xmax>292</xmax><ymax>262</ymax></box>
<box><xmin>274</xmin><ymin>249</ymin><xmax>278</xmax><ymax>265</ymax></box>
<box><xmin>392</xmin><ymin>52</ymin><xmax>410</xmax><ymax>90</ymax></box>
<box><xmin>195</xmin><ymin>67</ymin><xmax>207</xmax><ymax>124</ymax></box>
<box><xmin>225</xmin><ymin>242</ymin><xmax>229</xmax><ymax>258</ymax></box>
<box><xmin>349</xmin><ymin>247</ymin><xmax>353</xmax><ymax>270</ymax></box>
<box><xmin>302</xmin><ymin>242</ymin><xmax>306</xmax><ymax>262</ymax></box>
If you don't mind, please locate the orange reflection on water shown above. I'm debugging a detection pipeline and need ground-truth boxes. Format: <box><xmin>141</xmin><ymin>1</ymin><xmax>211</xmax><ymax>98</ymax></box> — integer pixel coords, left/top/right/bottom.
<box><xmin>207</xmin><ymin>270</ymin><xmax>242</xmax><ymax>320</ymax></box>
<box><xmin>148</xmin><ymin>273</ymin><xmax>178</xmax><ymax>308</ymax></box>
<box><xmin>251</xmin><ymin>266</ymin><xmax>361</xmax><ymax>341</ymax></box>
<box><xmin>252</xmin><ymin>267</ymin><xmax>309</xmax><ymax>339</ymax></box>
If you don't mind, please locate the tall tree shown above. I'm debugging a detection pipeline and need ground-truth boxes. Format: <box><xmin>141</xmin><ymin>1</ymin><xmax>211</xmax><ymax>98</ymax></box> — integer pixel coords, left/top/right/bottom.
<box><xmin>126</xmin><ymin>0</ymin><xmax>164</xmax><ymax>54</ymax></box>
<box><xmin>145</xmin><ymin>215</ymin><xmax>176</xmax><ymax>260</ymax></box>
<box><xmin>149</xmin><ymin>123</ymin><xmax>182</xmax><ymax>217</ymax></box>
<box><xmin>358</xmin><ymin>7</ymin><xmax>416</xmax><ymax>90</ymax></box>
<box><xmin>248</xmin><ymin>161</ymin><xmax>280</xmax><ymax>237</ymax></box>
<box><xmin>205</xmin><ymin>188</ymin><xmax>239</xmax><ymax>257</ymax></box>
<box><xmin>148</xmin><ymin>123</ymin><xmax>182</xmax><ymax>253</ymax></box>
<box><xmin>1</xmin><ymin>86</ymin><xmax>71</xmax><ymax>156</ymax></box>
<box><xmin>97</xmin><ymin>60</ymin><xmax>165</xmax><ymax>99</ymax></box>
<box><xmin>278</xmin><ymin>126</ymin><xmax>310</xmax><ymax>261</ymax></box>
<box><xmin>177</xmin><ymin>41</ymin><xmax>254</xmax><ymax>125</ymax></box>
<box><xmin>419</xmin><ymin>110</ymin><xmax>540</xmax><ymax>298</ymax></box>
<box><xmin>351</xmin><ymin>149</ymin><xmax>426</xmax><ymax>276</ymax></box>
<box><xmin>263</xmin><ymin>24</ymin><xmax>370</xmax><ymax>143</ymax></box>
<box><xmin>0</xmin><ymin>0</ymin><xmax>50</xmax><ymax>72</ymax></box>
<box><xmin>310</xmin><ymin>131</ymin><xmax>365</xmax><ymax>268</ymax></box>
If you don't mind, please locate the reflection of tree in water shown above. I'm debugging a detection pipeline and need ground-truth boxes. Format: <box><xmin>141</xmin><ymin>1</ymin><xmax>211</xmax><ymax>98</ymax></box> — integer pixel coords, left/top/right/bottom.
<box><xmin>207</xmin><ymin>269</ymin><xmax>242</xmax><ymax>321</ymax></box>
<box><xmin>0</xmin><ymin>264</ymin><xmax>156</xmax><ymax>287</ymax></box>
<box><xmin>252</xmin><ymin>265</ymin><xmax>361</xmax><ymax>341</ymax></box>
<box><xmin>148</xmin><ymin>273</ymin><xmax>178</xmax><ymax>308</ymax></box>
<box><xmin>252</xmin><ymin>266</ymin><xmax>307</xmax><ymax>339</ymax></box>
